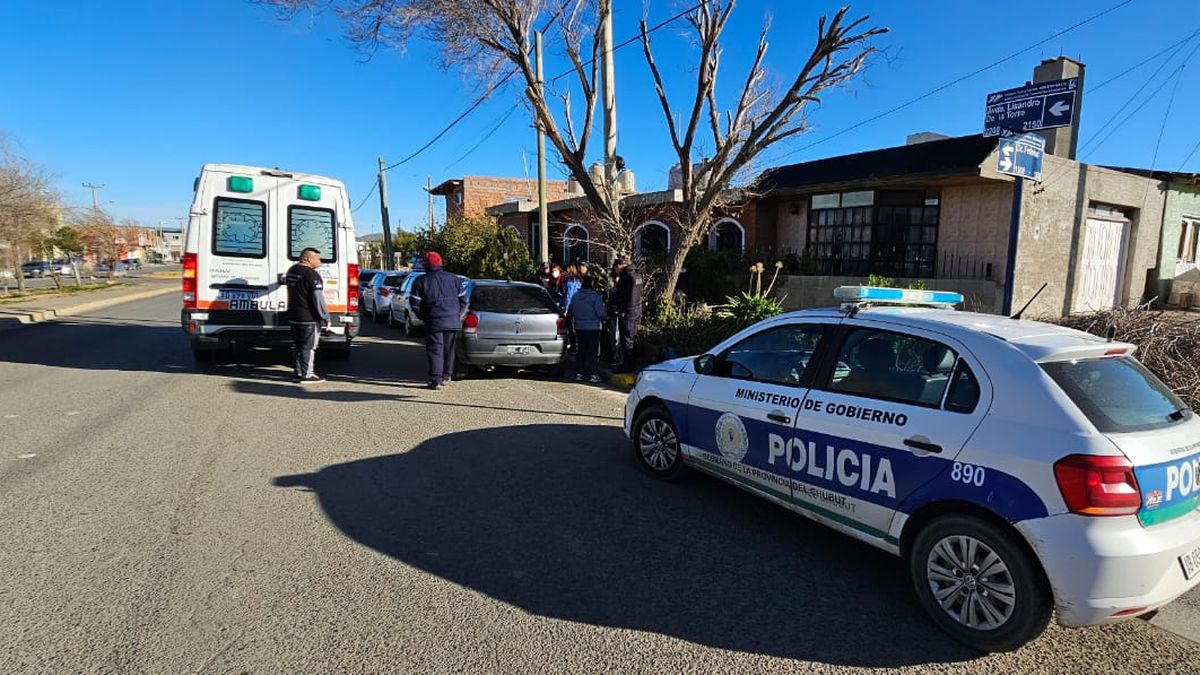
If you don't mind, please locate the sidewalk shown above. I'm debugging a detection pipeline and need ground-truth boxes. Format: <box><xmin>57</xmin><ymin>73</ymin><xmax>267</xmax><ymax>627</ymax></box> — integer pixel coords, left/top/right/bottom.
<box><xmin>0</xmin><ymin>278</ymin><xmax>177</xmax><ymax>333</ymax></box>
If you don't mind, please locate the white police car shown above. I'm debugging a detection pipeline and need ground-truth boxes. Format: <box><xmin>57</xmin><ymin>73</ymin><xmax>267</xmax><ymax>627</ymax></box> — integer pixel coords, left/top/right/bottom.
<box><xmin>624</xmin><ymin>286</ymin><xmax>1200</xmax><ymax>651</ymax></box>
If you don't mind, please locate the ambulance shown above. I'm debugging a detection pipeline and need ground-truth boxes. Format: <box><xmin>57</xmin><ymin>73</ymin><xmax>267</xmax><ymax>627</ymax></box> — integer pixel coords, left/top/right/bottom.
<box><xmin>625</xmin><ymin>286</ymin><xmax>1200</xmax><ymax>651</ymax></box>
<box><xmin>180</xmin><ymin>164</ymin><xmax>360</xmax><ymax>361</ymax></box>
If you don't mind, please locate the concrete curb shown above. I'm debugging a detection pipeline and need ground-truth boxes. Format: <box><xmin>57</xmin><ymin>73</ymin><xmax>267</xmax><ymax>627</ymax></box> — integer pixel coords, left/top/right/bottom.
<box><xmin>0</xmin><ymin>285</ymin><xmax>177</xmax><ymax>329</ymax></box>
<box><xmin>610</xmin><ymin>372</ymin><xmax>636</xmax><ymax>390</ymax></box>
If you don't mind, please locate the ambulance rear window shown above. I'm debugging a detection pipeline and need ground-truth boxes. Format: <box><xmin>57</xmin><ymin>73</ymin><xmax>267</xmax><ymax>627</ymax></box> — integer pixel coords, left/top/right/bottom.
<box><xmin>213</xmin><ymin>197</ymin><xmax>266</xmax><ymax>258</ymax></box>
<box><xmin>288</xmin><ymin>206</ymin><xmax>336</xmax><ymax>263</ymax></box>
<box><xmin>1042</xmin><ymin>356</ymin><xmax>1190</xmax><ymax>433</ymax></box>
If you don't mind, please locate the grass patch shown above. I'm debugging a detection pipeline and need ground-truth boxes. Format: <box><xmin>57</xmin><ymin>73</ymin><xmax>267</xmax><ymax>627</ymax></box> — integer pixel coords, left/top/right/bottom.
<box><xmin>143</xmin><ymin>270</ymin><xmax>181</xmax><ymax>279</ymax></box>
<box><xmin>0</xmin><ymin>282</ymin><xmax>130</xmax><ymax>305</ymax></box>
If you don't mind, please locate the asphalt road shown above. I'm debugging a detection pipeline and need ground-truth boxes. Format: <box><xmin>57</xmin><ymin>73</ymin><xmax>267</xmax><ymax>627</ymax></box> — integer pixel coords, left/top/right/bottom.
<box><xmin>2</xmin><ymin>292</ymin><xmax>1200</xmax><ymax>673</ymax></box>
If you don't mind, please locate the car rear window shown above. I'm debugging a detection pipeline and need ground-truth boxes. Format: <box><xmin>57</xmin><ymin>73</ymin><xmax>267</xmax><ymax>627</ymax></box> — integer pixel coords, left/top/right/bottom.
<box><xmin>469</xmin><ymin>285</ymin><xmax>558</xmax><ymax>314</ymax></box>
<box><xmin>382</xmin><ymin>274</ymin><xmax>405</xmax><ymax>287</ymax></box>
<box><xmin>1042</xmin><ymin>356</ymin><xmax>1190</xmax><ymax>433</ymax></box>
<box><xmin>213</xmin><ymin>197</ymin><xmax>266</xmax><ymax>258</ymax></box>
<box><xmin>360</xmin><ymin>271</ymin><xmax>379</xmax><ymax>285</ymax></box>
<box><xmin>288</xmin><ymin>206</ymin><xmax>336</xmax><ymax>263</ymax></box>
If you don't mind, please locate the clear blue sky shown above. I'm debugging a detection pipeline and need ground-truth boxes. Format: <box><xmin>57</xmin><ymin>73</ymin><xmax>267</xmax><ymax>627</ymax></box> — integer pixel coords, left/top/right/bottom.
<box><xmin>1</xmin><ymin>0</ymin><xmax>1197</xmax><ymax>235</ymax></box>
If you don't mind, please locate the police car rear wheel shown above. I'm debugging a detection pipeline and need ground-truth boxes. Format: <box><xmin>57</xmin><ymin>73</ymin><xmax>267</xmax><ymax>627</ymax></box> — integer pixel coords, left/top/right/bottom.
<box><xmin>633</xmin><ymin>406</ymin><xmax>683</xmax><ymax>480</ymax></box>
<box><xmin>909</xmin><ymin>515</ymin><xmax>1050</xmax><ymax>652</ymax></box>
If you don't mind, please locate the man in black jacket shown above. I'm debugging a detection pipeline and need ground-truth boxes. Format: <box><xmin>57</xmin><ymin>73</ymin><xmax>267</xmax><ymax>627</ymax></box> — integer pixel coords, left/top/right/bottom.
<box><xmin>410</xmin><ymin>251</ymin><xmax>467</xmax><ymax>389</ymax></box>
<box><xmin>608</xmin><ymin>257</ymin><xmax>643</xmax><ymax>373</ymax></box>
<box><xmin>285</xmin><ymin>247</ymin><xmax>330</xmax><ymax>383</ymax></box>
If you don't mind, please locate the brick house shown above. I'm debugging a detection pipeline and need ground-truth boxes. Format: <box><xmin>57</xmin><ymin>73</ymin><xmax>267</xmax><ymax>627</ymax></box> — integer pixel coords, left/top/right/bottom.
<box><xmin>429</xmin><ymin>176</ymin><xmax>580</xmax><ymax>221</ymax></box>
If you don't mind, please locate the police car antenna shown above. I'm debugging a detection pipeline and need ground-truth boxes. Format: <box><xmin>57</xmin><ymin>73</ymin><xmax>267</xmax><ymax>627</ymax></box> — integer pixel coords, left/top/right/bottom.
<box><xmin>1010</xmin><ymin>282</ymin><xmax>1048</xmax><ymax>320</ymax></box>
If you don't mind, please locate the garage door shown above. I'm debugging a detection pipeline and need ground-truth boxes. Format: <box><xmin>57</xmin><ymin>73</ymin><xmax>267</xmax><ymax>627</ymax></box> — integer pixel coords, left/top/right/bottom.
<box><xmin>1071</xmin><ymin>217</ymin><xmax>1128</xmax><ymax>312</ymax></box>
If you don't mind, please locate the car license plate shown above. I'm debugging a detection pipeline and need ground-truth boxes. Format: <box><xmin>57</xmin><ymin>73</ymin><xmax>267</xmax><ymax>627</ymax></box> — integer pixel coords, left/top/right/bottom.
<box><xmin>505</xmin><ymin>345</ymin><xmax>533</xmax><ymax>355</ymax></box>
<box><xmin>1180</xmin><ymin>546</ymin><xmax>1200</xmax><ymax>580</ymax></box>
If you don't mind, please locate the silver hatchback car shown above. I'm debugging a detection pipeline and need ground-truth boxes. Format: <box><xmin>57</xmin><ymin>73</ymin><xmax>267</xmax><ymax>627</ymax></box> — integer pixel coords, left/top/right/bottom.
<box><xmin>458</xmin><ymin>280</ymin><xmax>566</xmax><ymax>375</ymax></box>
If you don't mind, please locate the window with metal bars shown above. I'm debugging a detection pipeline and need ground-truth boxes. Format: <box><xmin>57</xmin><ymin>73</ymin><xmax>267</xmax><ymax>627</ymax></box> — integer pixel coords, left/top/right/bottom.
<box><xmin>806</xmin><ymin>191</ymin><xmax>939</xmax><ymax>278</ymax></box>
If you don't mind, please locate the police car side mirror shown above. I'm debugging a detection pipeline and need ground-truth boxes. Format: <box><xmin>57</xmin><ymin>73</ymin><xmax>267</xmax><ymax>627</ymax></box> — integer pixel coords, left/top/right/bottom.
<box><xmin>694</xmin><ymin>354</ymin><xmax>716</xmax><ymax>375</ymax></box>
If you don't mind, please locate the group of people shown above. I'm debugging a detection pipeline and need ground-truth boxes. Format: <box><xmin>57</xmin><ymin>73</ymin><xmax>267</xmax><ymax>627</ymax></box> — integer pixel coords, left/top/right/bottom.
<box><xmin>284</xmin><ymin>248</ymin><xmax>643</xmax><ymax>387</ymax></box>
<box><xmin>536</xmin><ymin>258</ymin><xmax>643</xmax><ymax>380</ymax></box>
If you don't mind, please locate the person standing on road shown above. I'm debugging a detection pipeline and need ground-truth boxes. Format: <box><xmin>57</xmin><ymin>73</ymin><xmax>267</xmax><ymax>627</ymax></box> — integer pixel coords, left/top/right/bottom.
<box><xmin>285</xmin><ymin>247</ymin><xmax>329</xmax><ymax>384</ymax></box>
<box><xmin>608</xmin><ymin>257</ymin><xmax>643</xmax><ymax>373</ymax></box>
<box><xmin>567</xmin><ymin>274</ymin><xmax>607</xmax><ymax>383</ymax></box>
<box><xmin>409</xmin><ymin>251</ymin><xmax>467</xmax><ymax>390</ymax></box>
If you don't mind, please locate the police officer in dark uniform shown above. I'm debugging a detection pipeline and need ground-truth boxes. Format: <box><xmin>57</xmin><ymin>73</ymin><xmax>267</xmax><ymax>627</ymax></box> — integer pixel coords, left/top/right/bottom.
<box><xmin>284</xmin><ymin>247</ymin><xmax>330</xmax><ymax>383</ymax></box>
<box><xmin>409</xmin><ymin>251</ymin><xmax>467</xmax><ymax>390</ymax></box>
<box><xmin>608</xmin><ymin>257</ymin><xmax>643</xmax><ymax>373</ymax></box>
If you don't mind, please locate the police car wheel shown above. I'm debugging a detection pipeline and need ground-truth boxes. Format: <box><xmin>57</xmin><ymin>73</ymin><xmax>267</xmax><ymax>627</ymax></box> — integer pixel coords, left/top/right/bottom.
<box><xmin>632</xmin><ymin>405</ymin><xmax>684</xmax><ymax>480</ymax></box>
<box><xmin>909</xmin><ymin>515</ymin><xmax>1051</xmax><ymax>652</ymax></box>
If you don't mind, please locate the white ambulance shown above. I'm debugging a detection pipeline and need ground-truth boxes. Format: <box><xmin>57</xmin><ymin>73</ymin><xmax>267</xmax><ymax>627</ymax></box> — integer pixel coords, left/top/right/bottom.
<box><xmin>180</xmin><ymin>164</ymin><xmax>360</xmax><ymax>361</ymax></box>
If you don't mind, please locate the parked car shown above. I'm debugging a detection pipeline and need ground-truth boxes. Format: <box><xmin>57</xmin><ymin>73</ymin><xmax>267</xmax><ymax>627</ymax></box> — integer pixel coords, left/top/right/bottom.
<box><xmin>50</xmin><ymin>260</ymin><xmax>76</xmax><ymax>275</ymax></box>
<box><xmin>456</xmin><ymin>279</ymin><xmax>567</xmax><ymax>376</ymax></box>
<box><xmin>357</xmin><ymin>269</ymin><xmax>381</xmax><ymax>309</ymax></box>
<box><xmin>121</xmin><ymin>258</ymin><xmax>142</xmax><ymax>271</ymax></box>
<box><xmin>96</xmin><ymin>260</ymin><xmax>128</xmax><ymax>277</ymax></box>
<box><xmin>361</xmin><ymin>271</ymin><xmax>406</xmax><ymax>323</ymax></box>
<box><xmin>21</xmin><ymin>261</ymin><xmax>50</xmax><ymax>278</ymax></box>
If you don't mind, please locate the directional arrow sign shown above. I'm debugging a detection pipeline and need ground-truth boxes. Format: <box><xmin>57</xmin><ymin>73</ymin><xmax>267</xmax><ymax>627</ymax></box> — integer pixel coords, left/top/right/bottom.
<box><xmin>996</xmin><ymin>132</ymin><xmax>1046</xmax><ymax>181</ymax></box>
<box><xmin>983</xmin><ymin>78</ymin><xmax>1078</xmax><ymax>137</ymax></box>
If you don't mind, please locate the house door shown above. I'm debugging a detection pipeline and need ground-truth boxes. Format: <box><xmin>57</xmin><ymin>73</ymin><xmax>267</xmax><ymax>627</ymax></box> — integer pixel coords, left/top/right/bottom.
<box><xmin>1072</xmin><ymin>216</ymin><xmax>1128</xmax><ymax>312</ymax></box>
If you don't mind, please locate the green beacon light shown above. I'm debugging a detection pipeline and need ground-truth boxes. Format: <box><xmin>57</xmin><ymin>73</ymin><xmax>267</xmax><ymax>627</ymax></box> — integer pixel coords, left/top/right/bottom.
<box><xmin>298</xmin><ymin>184</ymin><xmax>321</xmax><ymax>201</ymax></box>
<box><xmin>227</xmin><ymin>176</ymin><xmax>253</xmax><ymax>193</ymax></box>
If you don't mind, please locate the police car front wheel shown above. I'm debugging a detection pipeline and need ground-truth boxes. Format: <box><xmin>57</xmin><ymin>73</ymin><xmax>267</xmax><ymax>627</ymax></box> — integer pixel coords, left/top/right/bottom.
<box><xmin>908</xmin><ymin>515</ymin><xmax>1051</xmax><ymax>652</ymax></box>
<box><xmin>632</xmin><ymin>405</ymin><xmax>683</xmax><ymax>480</ymax></box>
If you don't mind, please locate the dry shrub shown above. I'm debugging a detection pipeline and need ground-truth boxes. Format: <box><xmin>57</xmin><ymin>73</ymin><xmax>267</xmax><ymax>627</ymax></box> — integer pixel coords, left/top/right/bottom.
<box><xmin>1049</xmin><ymin>307</ymin><xmax>1200</xmax><ymax>410</ymax></box>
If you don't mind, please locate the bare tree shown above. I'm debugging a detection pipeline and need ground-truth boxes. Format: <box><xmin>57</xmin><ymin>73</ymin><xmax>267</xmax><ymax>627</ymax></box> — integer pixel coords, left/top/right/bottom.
<box><xmin>261</xmin><ymin>0</ymin><xmax>883</xmax><ymax>300</ymax></box>
<box><xmin>640</xmin><ymin>3</ymin><xmax>884</xmax><ymax>299</ymax></box>
<box><xmin>76</xmin><ymin>210</ymin><xmax>122</xmax><ymax>280</ymax></box>
<box><xmin>0</xmin><ymin>138</ymin><xmax>60</xmax><ymax>292</ymax></box>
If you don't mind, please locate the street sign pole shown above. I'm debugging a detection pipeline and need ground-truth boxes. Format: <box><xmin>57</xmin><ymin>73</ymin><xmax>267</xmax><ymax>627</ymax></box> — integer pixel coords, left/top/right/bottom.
<box><xmin>1002</xmin><ymin>176</ymin><xmax>1024</xmax><ymax>316</ymax></box>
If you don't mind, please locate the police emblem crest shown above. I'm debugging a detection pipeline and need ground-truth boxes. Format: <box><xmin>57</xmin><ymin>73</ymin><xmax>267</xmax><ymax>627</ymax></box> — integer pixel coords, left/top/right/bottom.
<box><xmin>715</xmin><ymin>413</ymin><xmax>749</xmax><ymax>462</ymax></box>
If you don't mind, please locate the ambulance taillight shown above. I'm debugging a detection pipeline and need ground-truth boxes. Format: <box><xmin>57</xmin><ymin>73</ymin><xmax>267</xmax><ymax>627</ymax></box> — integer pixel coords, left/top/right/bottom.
<box><xmin>347</xmin><ymin>263</ymin><xmax>360</xmax><ymax>313</ymax></box>
<box><xmin>182</xmin><ymin>253</ymin><xmax>198</xmax><ymax>309</ymax></box>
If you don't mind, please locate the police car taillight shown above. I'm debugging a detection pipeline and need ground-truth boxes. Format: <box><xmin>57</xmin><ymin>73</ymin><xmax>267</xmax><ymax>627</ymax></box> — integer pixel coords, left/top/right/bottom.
<box><xmin>1053</xmin><ymin>454</ymin><xmax>1142</xmax><ymax>516</ymax></box>
<box><xmin>182</xmin><ymin>252</ymin><xmax>197</xmax><ymax>309</ymax></box>
<box><xmin>347</xmin><ymin>263</ymin><xmax>360</xmax><ymax>312</ymax></box>
<box><xmin>463</xmin><ymin>312</ymin><xmax>479</xmax><ymax>333</ymax></box>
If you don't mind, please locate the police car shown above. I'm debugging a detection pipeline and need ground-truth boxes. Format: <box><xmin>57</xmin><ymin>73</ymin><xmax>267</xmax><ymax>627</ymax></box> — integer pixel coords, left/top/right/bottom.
<box><xmin>624</xmin><ymin>286</ymin><xmax>1200</xmax><ymax>652</ymax></box>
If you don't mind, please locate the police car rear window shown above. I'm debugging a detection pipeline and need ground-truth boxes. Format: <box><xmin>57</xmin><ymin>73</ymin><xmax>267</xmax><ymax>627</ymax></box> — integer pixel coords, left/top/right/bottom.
<box><xmin>1042</xmin><ymin>356</ymin><xmax>1190</xmax><ymax>433</ymax></box>
<box><xmin>827</xmin><ymin>328</ymin><xmax>957</xmax><ymax>408</ymax></box>
<box><xmin>469</xmin><ymin>285</ymin><xmax>558</xmax><ymax>314</ymax></box>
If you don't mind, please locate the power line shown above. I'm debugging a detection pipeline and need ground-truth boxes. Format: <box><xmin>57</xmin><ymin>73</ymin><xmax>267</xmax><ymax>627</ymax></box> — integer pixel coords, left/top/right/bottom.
<box><xmin>443</xmin><ymin>103</ymin><xmax>521</xmax><ymax>172</ymax></box>
<box><xmin>769</xmin><ymin>0</ymin><xmax>1134</xmax><ymax>165</ymax></box>
<box><xmin>1087</xmin><ymin>26</ymin><xmax>1200</xmax><ymax>93</ymax></box>
<box><xmin>547</xmin><ymin>2</ymin><xmax>704</xmax><ymax>85</ymax></box>
<box><xmin>1178</xmin><ymin>137</ymin><xmax>1200</xmax><ymax>172</ymax></box>
<box><xmin>351</xmin><ymin>177</ymin><xmax>379</xmax><ymax>213</ymax></box>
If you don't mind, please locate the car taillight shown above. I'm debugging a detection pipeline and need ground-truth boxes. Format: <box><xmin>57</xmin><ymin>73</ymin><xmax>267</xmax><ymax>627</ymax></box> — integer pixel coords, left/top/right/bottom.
<box><xmin>463</xmin><ymin>312</ymin><xmax>479</xmax><ymax>333</ymax></box>
<box><xmin>380</xmin><ymin>288</ymin><xmax>390</xmax><ymax>298</ymax></box>
<box><xmin>1053</xmin><ymin>454</ymin><xmax>1142</xmax><ymax>516</ymax></box>
<box><xmin>182</xmin><ymin>252</ymin><xmax>197</xmax><ymax>309</ymax></box>
<box><xmin>347</xmin><ymin>263</ymin><xmax>359</xmax><ymax>312</ymax></box>
<box><xmin>556</xmin><ymin>316</ymin><xmax>566</xmax><ymax>334</ymax></box>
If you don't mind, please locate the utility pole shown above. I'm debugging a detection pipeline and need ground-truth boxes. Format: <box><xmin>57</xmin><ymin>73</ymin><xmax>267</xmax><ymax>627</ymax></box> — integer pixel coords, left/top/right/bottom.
<box><xmin>1001</xmin><ymin>177</ymin><xmax>1024</xmax><ymax>315</ymax></box>
<box><xmin>377</xmin><ymin>157</ymin><xmax>394</xmax><ymax>269</ymax></box>
<box><xmin>535</xmin><ymin>30</ymin><xmax>549</xmax><ymax>265</ymax></box>
<box><xmin>82</xmin><ymin>182</ymin><xmax>105</xmax><ymax>213</ymax></box>
<box><xmin>600</xmin><ymin>7</ymin><xmax>618</xmax><ymax>178</ymax></box>
<box><xmin>426</xmin><ymin>176</ymin><xmax>435</xmax><ymax>235</ymax></box>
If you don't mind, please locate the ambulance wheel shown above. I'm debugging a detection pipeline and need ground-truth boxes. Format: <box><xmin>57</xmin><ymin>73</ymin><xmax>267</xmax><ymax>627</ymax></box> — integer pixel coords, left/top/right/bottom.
<box><xmin>908</xmin><ymin>514</ymin><xmax>1051</xmax><ymax>653</ymax></box>
<box><xmin>632</xmin><ymin>404</ymin><xmax>684</xmax><ymax>481</ymax></box>
<box><xmin>191</xmin><ymin>344</ymin><xmax>213</xmax><ymax>363</ymax></box>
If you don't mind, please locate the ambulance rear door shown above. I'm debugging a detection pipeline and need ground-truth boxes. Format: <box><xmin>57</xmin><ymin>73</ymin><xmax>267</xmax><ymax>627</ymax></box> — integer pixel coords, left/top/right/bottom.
<box><xmin>276</xmin><ymin>176</ymin><xmax>346</xmax><ymax>319</ymax></box>
<box><xmin>201</xmin><ymin>170</ymin><xmax>280</xmax><ymax>323</ymax></box>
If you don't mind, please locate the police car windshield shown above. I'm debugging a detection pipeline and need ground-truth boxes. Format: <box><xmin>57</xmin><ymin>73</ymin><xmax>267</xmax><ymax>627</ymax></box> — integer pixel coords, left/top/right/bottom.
<box><xmin>469</xmin><ymin>285</ymin><xmax>558</xmax><ymax>314</ymax></box>
<box><xmin>1042</xmin><ymin>356</ymin><xmax>1190</xmax><ymax>433</ymax></box>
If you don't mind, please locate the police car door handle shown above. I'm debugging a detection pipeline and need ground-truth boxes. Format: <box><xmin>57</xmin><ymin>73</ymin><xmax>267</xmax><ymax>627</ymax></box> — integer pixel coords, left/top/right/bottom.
<box><xmin>903</xmin><ymin>437</ymin><xmax>943</xmax><ymax>454</ymax></box>
<box><xmin>767</xmin><ymin>411</ymin><xmax>792</xmax><ymax>424</ymax></box>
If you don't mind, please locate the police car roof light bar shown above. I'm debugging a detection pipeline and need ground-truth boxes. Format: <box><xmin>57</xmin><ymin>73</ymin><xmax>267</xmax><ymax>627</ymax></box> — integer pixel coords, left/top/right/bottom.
<box><xmin>834</xmin><ymin>285</ymin><xmax>963</xmax><ymax>309</ymax></box>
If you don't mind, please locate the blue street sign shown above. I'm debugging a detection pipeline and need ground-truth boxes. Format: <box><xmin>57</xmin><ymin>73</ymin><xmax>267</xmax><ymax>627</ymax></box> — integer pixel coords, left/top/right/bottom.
<box><xmin>983</xmin><ymin>78</ymin><xmax>1078</xmax><ymax>137</ymax></box>
<box><xmin>996</xmin><ymin>132</ymin><xmax>1046</xmax><ymax>181</ymax></box>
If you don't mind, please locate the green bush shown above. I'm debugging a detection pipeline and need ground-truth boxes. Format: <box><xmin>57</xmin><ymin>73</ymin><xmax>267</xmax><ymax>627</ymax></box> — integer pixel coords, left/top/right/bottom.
<box><xmin>409</xmin><ymin>216</ymin><xmax>536</xmax><ymax>281</ymax></box>
<box><xmin>717</xmin><ymin>291</ymin><xmax>785</xmax><ymax>330</ymax></box>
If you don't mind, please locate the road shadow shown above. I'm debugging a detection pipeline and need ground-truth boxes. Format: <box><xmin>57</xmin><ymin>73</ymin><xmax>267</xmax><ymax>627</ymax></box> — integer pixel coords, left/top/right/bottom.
<box><xmin>273</xmin><ymin>424</ymin><xmax>976</xmax><ymax>667</ymax></box>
